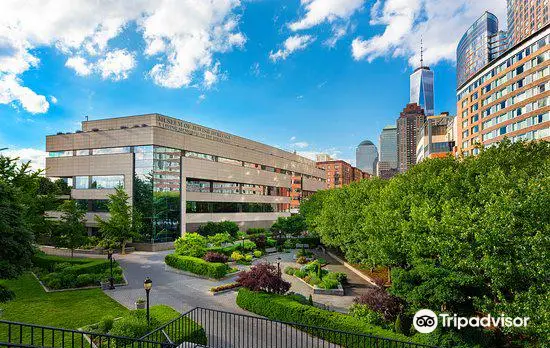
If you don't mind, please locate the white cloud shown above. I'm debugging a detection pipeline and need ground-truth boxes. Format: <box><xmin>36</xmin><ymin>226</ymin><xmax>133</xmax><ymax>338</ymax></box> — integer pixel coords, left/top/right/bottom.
<box><xmin>269</xmin><ymin>35</ymin><xmax>315</xmax><ymax>62</ymax></box>
<box><xmin>296</xmin><ymin>95</ymin><xmax>304</xmax><ymax>100</ymax></box>
<box><xmin>352</xmin><ymin>0</ymin><xmax>506</xmax><ymax>67</ymax></box>
<box><xmin>197</xmin><ymin>94</ymin><xmax>206</xmax><ymax>103</ymax></box>
<box><xmin>250</xmin><ymin>62</ymin><xmax>261</xmax><ymax>77</ymax></box>
<box><xmin>290</xmin><ymin>136</ymin><xmax>297</xmax><ymax>141</ymax></box>
<box><xmin>96</xmin><ymin>49</ymin><xmax>136</xmax><ymax>81</ymax></box>
<box><xmin>203</xmin><ymin>61</ymin><xmax>221</xmax><ymax>88</ymax></box>
<box><xmin>1</xmin><ymin>147</ymin><xmax>47</xmax><ymax>172</ymax></box>
<box><xmin>0</xmin><ymin>74</ymin><xmax>49</xmax><ymax>113</ymax></box>
<box><xmin>65</xmin><ymin>56</ymin><xmax>92</xmax><ymax>76</ymax></box>
<box><xmin>289</xmin><ymin>0</ymin><xmax>365</xmax><ymax>31</ymax></box>
<box><xmin>293</xmin><ymin>141</ymin><xmax>309</xmax><ymax>148</ymax></box>
<box><xmin>0</xmin><ymin>0</ymin><xmax>245</xmax><ymax>113</ymax></box>
<box><xmin>49</xmin><ymin>95</ymin><xmax>58</xmax><ymax>104</ymax></box>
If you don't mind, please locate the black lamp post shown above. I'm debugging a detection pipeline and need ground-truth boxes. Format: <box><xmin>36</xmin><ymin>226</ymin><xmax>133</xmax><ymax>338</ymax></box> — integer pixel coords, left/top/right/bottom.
<box><xmin>276</xmin><ymin>256</ymin><xmax>282</xmax><ymax>278</ymax></box>
<box><xmin>241</xmin><ymin>236</ymin><xmax>245</xmax><ymax>249</ymax></box>
<box><xmin>107</xmin><ymin>249</ymin><xmax>115</xmax><ymax>290</ymax></box>
<box><xmin>143</xmin><ymin>277</ymin><xmax>152</xmax><ymax>325</ymax></box>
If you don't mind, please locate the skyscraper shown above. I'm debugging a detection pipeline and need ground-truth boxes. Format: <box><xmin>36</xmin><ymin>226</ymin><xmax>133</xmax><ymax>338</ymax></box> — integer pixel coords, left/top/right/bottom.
<box><xmin>507</xmin><ymin>0</ymin><xmax>549</xmax><ymax>47</ymax></box>
<box><xmin>377</xmin><ymin>125</ymin><xmax>398</xmax><ymax>179</ymax></box>
<box><xmin>356</xmin><ymin>140</ymin><xmax>378</xmax><ymax>176</ymax></box>
<box><xmin>456</xmin><ymin>12</ymin><xmax>507</xmax><ymax>87</ymax></box>
<box><xmin>397</xmin><ymin>103</ymin><xmax>426</xmax><ymax>172</ymax></box>
<box><xmin>410</xmin><ymin>40</ymin><xmax>434</xmax><ymax>116</ymax></box>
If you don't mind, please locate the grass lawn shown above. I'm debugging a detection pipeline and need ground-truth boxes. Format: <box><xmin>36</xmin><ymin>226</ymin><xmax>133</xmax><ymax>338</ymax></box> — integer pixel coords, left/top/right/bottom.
<box><xmin>0</xmin><ymin>273</ymin><xmax>128</xmax><ymax>335</ymax></box>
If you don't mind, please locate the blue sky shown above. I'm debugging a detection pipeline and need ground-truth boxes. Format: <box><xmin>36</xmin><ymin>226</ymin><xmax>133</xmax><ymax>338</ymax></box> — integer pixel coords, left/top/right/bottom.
<box><xmin>0</xmin><ymin>0</ymin><xmax>506</xmax><ymax>168</ymax></box>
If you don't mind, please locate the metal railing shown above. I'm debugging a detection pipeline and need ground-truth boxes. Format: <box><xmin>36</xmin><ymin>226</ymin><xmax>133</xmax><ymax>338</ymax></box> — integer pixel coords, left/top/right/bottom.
<box><xmin>142</xmin><ymin>307</ymin><xmax>437</xmax><ymax>348</ymax></box>
<box><xmin>0</xmin><ymin>319</ymin><xmax>175</xmax><ymax>348</ymax></box>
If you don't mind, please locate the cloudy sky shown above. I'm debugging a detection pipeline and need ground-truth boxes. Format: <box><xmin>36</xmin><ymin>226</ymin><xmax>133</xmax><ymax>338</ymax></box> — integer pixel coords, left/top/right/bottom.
<box><xmin>0</xmin><ymin>0</ymin><xmax>506</xmax><ymax>169</ymax></box>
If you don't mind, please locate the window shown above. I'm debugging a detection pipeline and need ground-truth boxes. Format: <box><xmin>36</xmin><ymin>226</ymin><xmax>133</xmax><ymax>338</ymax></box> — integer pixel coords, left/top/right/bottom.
<box><xmin>218</xmin><ymin>157</ymin><xmax>242</xmax><ymax>166</ymax></box>
<box><xmin>184</xmin><ymin>151</ymin><xmax>215</xmax><ymax>161</ymax></box>
<box><xmin>75</xmin><ymin>176</ymin><xmax>89</xmax><ymax>189</ymax></box>
<box><xmin>75</xmin><ymin>149</ymin><xmax>90</xmax><ymax>156</ymax></box>
<box><xmin>242</xmin><ymin>184</ymin><xmax>264</xmax><ymax>195</ymax></box>
<box><xmin>92</xmin><ymin>147</ymin><xmax>130</xmax><ymax>155</ymax></box>
<box><xmin>212</xmin><ymin>182</ymin><xmax>239</xmax><ymax>194</ymax></box>
<box><xmin>49</xmin><ymin>151</ymin><xmax>72</xmax><ymax>157</ymax></box>
<box><xmin>90</xmin><ymin>175</ymin><xmax>124</xmax><ymax>189</ymax></box>
<box><xmin>187</xmin><ymin>180</ymin><xmax>210</xmax><ymax>193</ymax></box>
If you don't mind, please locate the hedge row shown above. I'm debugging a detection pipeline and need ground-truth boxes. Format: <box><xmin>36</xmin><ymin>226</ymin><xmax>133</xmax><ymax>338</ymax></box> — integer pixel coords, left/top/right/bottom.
<box><xmin>165</xmin><ymin>254</ymin><xmax>229</xmax><ymax>279</ymax></box>
<box><xmin>32</xmin><ymin>254</ymin><xmax>110</xmax><ymax>275</ymax></box>
<box><xmin>236</xmin><ymin>289</ymin><xmax>421</xmax><ymax>347</ymax></box>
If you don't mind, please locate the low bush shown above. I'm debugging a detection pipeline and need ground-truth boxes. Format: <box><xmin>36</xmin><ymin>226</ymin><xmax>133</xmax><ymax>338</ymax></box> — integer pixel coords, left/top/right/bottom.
<box><xmin>253</xmin><ymin>250</ymin><xmax>263</xmax><ymax>258</ymax></box>
<box><xmin>97</xmin><ymin>315</ymin><xmax>115</xmax><ymax>333</ymax></box>
<box><xmin>251</xmin><ymin>235</ymin><xmax>267</xmax><ymax>250</ymax></box>
<box><xmin>207</xmin><ymin>244</ymin><xmax>238</xmax><ymax>256</ymax></box>
<box><xmin>237</xmin><ymin>263</ymin><xmax>290</xmax><ymax>294</ymax></box>
<box><xmin>236</xmin><ymin>289</ymin><xmax>419</xmax><ymax>346</ymax></box>
<box><xmin>349</xmin><ymin>304</ymin><xmax>387</xmax><ymax>327</ymax></box>
<box><xmin>174</xmin><ymin>233</ymin><xmax>207</xmax><ymax>258</ymax></box>
<box><xmin>0</xmin><ymin>285</ymin><xmax>15</xmax><ymax>303</ymax></box>
<box><xmin>246</xmin><ymin>228</ymin><xmax>266</xmax><ymax>235</ymax></box>
<box><xmin>197</xmin><ymin>221</ymin><xmax>239</xmax><ymax>237</ymax></box>
<box><xmin>203</xmin><ymin>251</ymin><xmax>229</xmax><ymax>263</ymax></box>
<box><xmin>284</xmin><ymin>266</ymin><xmax>295</xmax><ymax>275</ymax></box>
<box><xmin>231</xmin><ymin>251</ymin><xmax>244</xmax><ymax>262</ymax></box>
<box><xmin>296</xmin><ymin>256</ymin><xmax>308</xmax><ymax>264</ymax></box>
<box><xmin>236</xmin><ymin>240</ymin><xmax>256</xmax><ymax>252</ymax></box>
<box><xmin>207</xmin><ymin>233</ymin><xmax>232</xmax><ymax>247</ymax></box>
<box><xmin>353</xmin><ymin>287</ymin><xmax>403</xmax><ymax>322</ymax></box>
<box><xmin>319</xmin><ymin>277</ymin><xmax>339</xmax><ymax>290</ymax></box>
<box><xmin>165</xmin><ymin>254</ymin><xmax>229</xmax><ymax>279</ymax></box>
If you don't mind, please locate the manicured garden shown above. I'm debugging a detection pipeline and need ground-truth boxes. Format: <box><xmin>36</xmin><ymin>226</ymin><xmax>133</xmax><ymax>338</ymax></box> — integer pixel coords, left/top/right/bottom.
<box><xmin>31</xmin><ymin>253</ymin><xmax>124</xmax><ymax>290</ymax></box>
<box><xmin>285</xmin><ymin>259</ymin><xmax>347</xmax><ymax>290</ymax></box>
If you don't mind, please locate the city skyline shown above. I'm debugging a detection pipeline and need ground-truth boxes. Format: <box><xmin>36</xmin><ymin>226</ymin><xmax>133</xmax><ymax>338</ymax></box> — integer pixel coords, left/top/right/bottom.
<box><xmin>0</xmin><ymin>0</ymin><xmax>507</xmax><ymax>170</ymax></box>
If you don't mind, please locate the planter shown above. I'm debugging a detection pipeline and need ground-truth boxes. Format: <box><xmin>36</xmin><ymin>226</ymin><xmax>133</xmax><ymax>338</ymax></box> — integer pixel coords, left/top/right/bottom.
<box><xmin>100</xmin><ymin>281</ymin><xmax>110</xmax><ymax>290</ymax></box>
<box><xmin>135</xmin><ymin>302</ymin><xmax>146</xmax><ymax>309</ymax></box>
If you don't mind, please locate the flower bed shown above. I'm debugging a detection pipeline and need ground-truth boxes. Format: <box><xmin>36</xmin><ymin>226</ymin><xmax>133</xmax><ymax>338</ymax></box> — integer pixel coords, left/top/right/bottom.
<box><xmin>209</xmin><ymin>282</ymin><xmax>241</xmax><ymax>295</ymax></box>
<box><xmin>284</xmin><ymin>260</ymin><xmax>346</xmax><ymax>291</ymax></box>
<box><xmin>31</xmin><ymin>254</ymin><xmax>124</xmax><ymax>290</ymax></box>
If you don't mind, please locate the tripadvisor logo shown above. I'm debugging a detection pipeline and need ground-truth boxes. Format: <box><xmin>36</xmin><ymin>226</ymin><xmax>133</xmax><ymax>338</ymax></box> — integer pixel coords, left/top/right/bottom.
<box><xmin>413</xmin><ymin>309</ymin><xmax>530</xmax><ymax>334</ymax></box>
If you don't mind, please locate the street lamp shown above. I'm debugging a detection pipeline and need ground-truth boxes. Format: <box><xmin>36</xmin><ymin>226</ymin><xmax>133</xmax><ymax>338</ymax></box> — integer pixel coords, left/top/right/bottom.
<box><xmin>276</xmin><ymin>256</ymin><xmax>282</xmax><ymax>278</ymax></box>
<box><xmin>241</xmin><ymin>235</ymin><xmax>245</xmax><ymax>249</ymax></box>
<box><xmin>107</xmin><ymin>249</ymin><xmax>115</xmax><ymax>290</ymax></box>
<box><xmin>143</xmin><ymin>277</ymin><xmax>153</xmax><ymax>325</ymax></box>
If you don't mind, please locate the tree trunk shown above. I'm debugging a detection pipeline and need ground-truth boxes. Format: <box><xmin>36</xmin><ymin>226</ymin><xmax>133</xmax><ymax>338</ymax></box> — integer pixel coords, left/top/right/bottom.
<box><xmin>121</xmin><ymin>240</ymin><xmax>126</xmax><ymax>255</ymax></box>
<box><xmin>387</xmin><ymin>266</ymin><xmax>391</xmax><ymax>284</ymax></box>
<box><xmin>71</xmin><ymin>249</ymin><xmax>74</xmax><ymax>258</ymax></box>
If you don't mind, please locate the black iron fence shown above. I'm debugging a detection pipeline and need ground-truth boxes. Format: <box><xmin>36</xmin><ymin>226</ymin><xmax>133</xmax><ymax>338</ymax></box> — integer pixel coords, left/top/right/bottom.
<box><xmin>141</xmin><ymin>307</ymin><xmax>437</xmax><ymax>348</ymax></box>
<box><xmin>0</xmin><ymin>319</ymin><xmax>174</xmax><ymax>348</ymax></box>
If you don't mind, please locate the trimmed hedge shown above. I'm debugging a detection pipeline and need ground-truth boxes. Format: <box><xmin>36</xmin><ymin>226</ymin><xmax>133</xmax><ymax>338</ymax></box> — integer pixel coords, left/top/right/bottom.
<box><xmin>236</xmin><ymin>289</ymin><xmax>422</xmax><ymax>347</ymax></box>
<box><xmin>165</xmin><ymin>254</ymin><xmax>229</xmax><ymax>279</ymax></box>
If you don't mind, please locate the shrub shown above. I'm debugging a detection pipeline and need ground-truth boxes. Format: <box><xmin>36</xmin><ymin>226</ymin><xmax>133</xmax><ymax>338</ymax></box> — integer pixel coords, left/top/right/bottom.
<box><xmin>308</xmin><ymin>274</ymin><xmax>322</xmax><ymax>286</ymax></box>
<box><xmin>246</xmin><ymin>228</ymin><xmax>266</xmax><ymax>235</ymax></box>
<box><xmin>353</xmin><ymin>287</ymin><xmax>403</xmax><ymax>322</ymax></box>
<box><xmin>207</xmin><ymin>244</ymin><xmax>238</xmax><ymax>256</ymax></box>
<box><xmin>266</xmin><ymin>237</ymin><xmax>277</xmax><ymax>248</ymax></box>
<box><xmin>253</xmin><ymin>250</ymin><xmax>263</xmax><ymax>258</ymax></box>
<box><xmin>251</xmin><ymin>234</ymin><xmax>266</xmax><ymax>250</ymax></box>
<box><xmin>174</xmin><ymin>233</ymin><xmax>207</xmax><ymax>258</ymax></box>
<box><xmin>97</xmin><ymin>315</ymin><xmax>115</xmax><ymax>334</ymax></box>
<box><xmin>197</xmin><ymin>221</ymin><xmax>239</xmax><ymax>237</ymax></box>
<box><xmin>203</xmin><ymin>252</ymin><xmax>228</xmax><ymax>263</ymax></box>
<box><xmin>207</xmin><ymin>233</ymin><xmax>232</xmax><ymax>247</ymax></box>
<box><xmin>76</xmin><ymin>273</ymin><xmax>98</xmax><ymax>287</ymax></box>
<box><xmin>244</xmin><ymin>254</ymin><xmax>253</xmax><ymax>262</ymax></box>
<box><xmin>283</xmin><ymin>239</ymin><xmax>296</xmax><ymax>249</ymax></box>
<box><xmin>320</xmin><ymin>277</ymin><xmax>339</xmax><ymax>290</ymax></box>
<box><xmin>284</xmin><ymin>266</ymin><xmax>296</xmax><ymax>275</ymax></box>
<box><xmin>293</xmin><ymin>269</ymin><xmax>306</xmax><ymax>278</ymax></box>
<box><xmin>296</xmin><ymin>256</ymin><xmax>308</xmax><ymax>264</ymax></box>
<box><xmin>236</xmin><ymin>289</ymin><xmax>418</xmax><ymax>346</ymax></box>
<box><xmin>231</xmin><ymin>251</ymin><xmax>244</xmax><ymax>262</ymax></box>
<box><xmin>236</xmin><ymin>240</ymin><xmax>256</xmax><ymax>252</ymax></box>
<box><xmin>0</xmin><ymin>285</ymin><xmax>15</xmax><ymax>303</ymax></box>
<box><xmin>236</xmin><ymin>263</ymin><xmax>291</xmax><ymax>294</ymax></box>
<box><xmin>349</xmin><ymin>304</ymin><xmax>386</xmax><ymax>327</ymax></box>
<box><xmin>165</xmin><ymin>254</ymin><xmax>229</xmax><ymax>279</ymax></box>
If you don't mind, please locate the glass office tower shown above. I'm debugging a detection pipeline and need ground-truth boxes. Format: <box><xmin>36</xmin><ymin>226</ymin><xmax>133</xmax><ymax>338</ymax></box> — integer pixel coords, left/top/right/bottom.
<box><xmin>457</xmin><ymin>12</ymin><xmax>505</xmax><ymax>87</ymax></box>
<box><xmin>356</xmin><ymin>140</ymin><xmax>378</xmax><ymax>176</ymax></box>
<box><xmin>410</xmin><ymin>67</ymin><xmax>434</xmax><ymax>116</ymax></box>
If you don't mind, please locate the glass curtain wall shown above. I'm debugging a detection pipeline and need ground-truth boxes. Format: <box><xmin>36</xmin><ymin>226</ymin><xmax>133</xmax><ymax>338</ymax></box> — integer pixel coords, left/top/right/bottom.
<box><xmin>134</xmin><ymin>146</ymin><xmax>182</xmax><ymax>243</ymax></box>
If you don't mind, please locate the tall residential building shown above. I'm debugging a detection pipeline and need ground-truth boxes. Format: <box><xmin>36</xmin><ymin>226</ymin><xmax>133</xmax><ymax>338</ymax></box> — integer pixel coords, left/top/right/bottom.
<box><xmin>457</xmin><ymin>12</ymin><xmax>508</xmax><ymax>87</ymax></box>
<box><xmin>456</xmin><ymin>26</ymin><xmax>549</xmax><ymax>156</ymax></box>
<box><xmin>316</xmin><ymin>160</ymin><xmax>367</xmax><ymax>189</ymax></box>
<box><xmin>507</xmin><ymin>0</ymin><xmax>549</xmax><ymax>47</ymax></box>
<box><xmin>45</xmin><ymin>114</ymin><xmax>326</xmax><ymax>241</ymax></box>
<box><xmin>315</xmin><ymin>153</ymin><xmax>334</xmax><ymax>162</ymax></box>
<box><xmin>397</xmin><ymin>103</ymin><xmax>426</xmax><ymax>172</ymax></box>
<box><xmin>377</xmin><ymin>125</ymin><xmax>398</xmax><ymax>179</ymax></box>
<box><xmin>356</xmin><ymin>140</ymin><xmax>378</xmax><ymax>176</ymax></box>
<box><xmin>416</xmin><ymin>112</ymin><xmax>457</xmax><ymax>163</ymax></box>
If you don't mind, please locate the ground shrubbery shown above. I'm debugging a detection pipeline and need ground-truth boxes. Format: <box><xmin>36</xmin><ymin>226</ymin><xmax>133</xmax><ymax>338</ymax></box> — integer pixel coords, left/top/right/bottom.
<box><xmin>0</xmin><ymin>285</ymin><xmax>15</xmax><ymax>303</ymax></box>
<box><xmin>174</xmin><ymin>233</ymin><xmax>207</xmax><ymax>258</ymax></box>
<box><xmin>236</xmin><ymin>288</ymin><xmax>417</xmax><ymax>347</ymax></box>
<box><xmin>89</xmin><ymin>305</ymin><xmax>207</xmax><ymax>346</ymax></box>
<box><xmin>165</xmin><ymin>254</ymin><xmax>230</xmax><ymax>279</ymax></box>
<box><xmin>197</xmin><ymin>221</ymin><xmax>239</xmax><ymax>237</ymax></box>
<box><xmin>31</xmin><ymin>254</ymin><xmax>123</xmax><ymax>290</ymax></box>
<box><xmin>236</xmin><ymin>263</ymin><xmax>290</xmax><ymax>294</ymax></box>
<box><xmin>285</xmin><ymin>260</ymin><xmax>346</xmax><ymax>290</ymax></box>
<box><xmin>203</xmin><ymin>251</ymin><xmax>228</xmax><ymax>263</ymax></box>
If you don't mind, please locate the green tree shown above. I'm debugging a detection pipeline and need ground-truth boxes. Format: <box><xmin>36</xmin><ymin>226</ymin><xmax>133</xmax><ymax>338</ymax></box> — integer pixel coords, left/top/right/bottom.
<box><xmin>96</xmin><ymin>186</ymin><xmax>142</xmax><ymax>254</ymax></box>
<box><xmin>174</xmin><ymin>233</ymin><xmax>207</xmax><ymax>257</ymax></box>
<box><xmin>56</xmin><ymin>200</ymin><xmax>88</xmax><ymax>257</ymax></box>
<box><xmin>270</xmin><ymin>214</ymin><xmax>307</xmax><ymax>236</ymax></box>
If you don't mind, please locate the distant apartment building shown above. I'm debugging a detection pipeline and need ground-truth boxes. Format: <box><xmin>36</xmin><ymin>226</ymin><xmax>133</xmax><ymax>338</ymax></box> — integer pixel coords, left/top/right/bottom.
<box><xmin>45</xmin><ymin>114</ymin><xmax>325</xmax><ymax>241</ymax></box>
<box><xmin>315</xmin><ymin>153</ymin><xmax>334</xmax><ymax>162</ymax></box>
<box><xmin>397</xmin><ymin>103</ymin><xmax>426</xmax><ymax>172</ymax></box>
<box><xmin>377</xmin><ymin>125</ymin><xmax>398</xmax><ymax>179</ymax></box>
<box><xmin>457</xmin><ymin>12</ymin><xmax>508</xmax><ymax>87</ymax></box>
<box><xmin>507</xmin><ymin>0</ymin><xmax>549</xmax><ymax>47</ymax></box>
<box><xmin>416</xmin><ymin>113</ymin><xmax>457</xmax><ymax>163</ymax></box>
<box><xmin>456</xmin><ymin>26</ymin><xmax>549</xmax><ymax>156</ymax></box>
<box><xmin>316</xmin><ymin>160</ymin><xmax>367</xmax><ymax>189</ymax></box>
<box><xmin>356</xmin><ymin>140</ymin><xmax>378</xmax><ymax>176</ymax></box>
